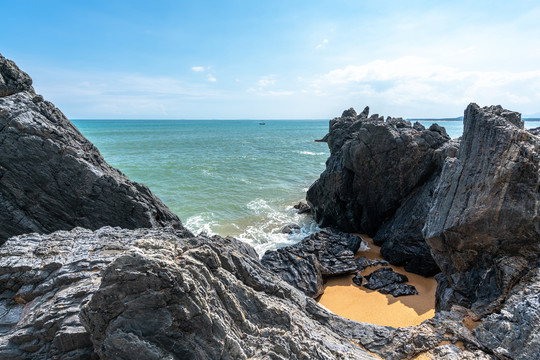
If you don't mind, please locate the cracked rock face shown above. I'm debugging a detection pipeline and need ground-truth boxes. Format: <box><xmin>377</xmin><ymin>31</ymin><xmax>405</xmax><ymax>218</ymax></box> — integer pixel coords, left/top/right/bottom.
<box><xmin>424</xmin><ymin>104</ymin><xmax>540</xmax><ymax>312</ymax></box>
<box><xmin>0</xmin><ymin>54</ymin><xmax>185</xmax><ymax>244</ymax></box>
<box><xmin>306</xmin><ymin>107</ymin><xmax>453</xmax><ymax>275</ymax></box>
<box><xmin>0</xmin><ymin>227</ymin><xmax>380</xmax><ymax>360</ymax></box>
<box><xmin>307</xmin><ymin>107</ymin><xmax>450</xmax><ymax>236</ymax></box>
<box><xmin>261</xmin><ymin>229</ymin><xmax>362</xmax><ymax>297</ymax></box>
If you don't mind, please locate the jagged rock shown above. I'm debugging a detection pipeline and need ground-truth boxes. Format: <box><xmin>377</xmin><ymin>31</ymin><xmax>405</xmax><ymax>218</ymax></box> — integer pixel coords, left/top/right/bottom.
<box><xmin>424</xmin><ymin>104</ymin><xmax>540</xmax><ymax>312</ymax></box>
<box><xmin>293</xmin><ymin>201</ymin><xmax>311</xmax><ymax>214</ymax></box>
<box><xmin>474</xmin><ymin>268</ymin><xmax>540</xmax><ymax>360</ymax></box>
<box><xmin>378</xmin><ymin>283</ymin><xmax>419</xmax><ymax>297</ymax></box>
<box><xmin>0</xmin><ymin>54</ymin><xmax>185</xmax><ymax>244</ymax></box>
<box><xmin>363</xmin><ymin>267</ymin><xmax>408</xmax><ymax>290</ymax></box>
<box><xmin>373</xmin><ymin>173</ymin><xmax>450</xmax><ymax>277</ymax></box>
<box><xmin>0</xmin><ymin>54</ymin><xmax>33</xmax><ymax>96</ymax></box>
<box><xmin>259</xmin><ymin>249</ymin><xmax>324</xmax><ymax>297</ymax></box>
<box><xmin>0</xmin><ymin>226</ymin><xmax>383</xmax><ymax>360</ymax></box>
<box><xmin>307</xmin><ymin>106</ymin><xmax>451</xmax><ymax>237</ymax></box>
<box><xmin>352</xmin><ymin>273</ymin><xmax>364</xmax><ymax>286</ymax></box>
<box><xmin>280</xmin><ymin>223</ymin><xmax>301</xmax><ymax>234</ymax></box>
<box><xmin>1</xmin><ymin>226</ymin><xmax>501</xmax><ymax>360</ymax></box>
<box><xmin>355</xmin><ymin>256</ymin><xmax>389</xmax><ymax>272</ymax></box>
<box><xmin>262</xmin><ymin>229</ymin><xmax>363</xmax><ymax>297</ymax></box>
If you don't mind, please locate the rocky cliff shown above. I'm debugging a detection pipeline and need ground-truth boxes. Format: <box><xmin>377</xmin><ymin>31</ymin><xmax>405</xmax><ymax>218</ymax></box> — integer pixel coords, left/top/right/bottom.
<box><xmin>424</xmin><ymin>104</ymin><xmax>540</xmax><ymax>313</ymax></box>
<box><xmin>307</xmin><ymin>107</ymin><xmax>456</xmax><ymax>275</ymax></box>
<box><xmin>0</xmin><ymin>54</ymin><xmax>185</xmax><ymax>244</ymax></box>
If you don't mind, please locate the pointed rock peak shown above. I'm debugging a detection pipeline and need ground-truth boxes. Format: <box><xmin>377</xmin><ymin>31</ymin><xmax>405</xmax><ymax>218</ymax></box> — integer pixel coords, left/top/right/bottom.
<box><xmin>0</xmin><ymin>53</ymin><xmax>33</xmax><ymax>97</ymax></box>
<box><xmin>341</xmin><ymin>107</ymin><xmax>357</xmax><ymax>118</ymax></box>
<box><xmin>359</xmin><ymin>106</ymin><xmax>370</xmax><ymax>119</ymax></box>
<box><xmin>465</xmin><ymin>103</ymin><xmax>523</xmax><ymax>129</ymax></box>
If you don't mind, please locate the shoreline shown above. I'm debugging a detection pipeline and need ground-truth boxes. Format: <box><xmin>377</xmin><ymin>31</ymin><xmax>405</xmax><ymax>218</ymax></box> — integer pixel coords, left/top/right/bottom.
<box><xmin>317</xmin><ymin>235</ymin><xmax>436</xmax><ymax>328</ymax></box>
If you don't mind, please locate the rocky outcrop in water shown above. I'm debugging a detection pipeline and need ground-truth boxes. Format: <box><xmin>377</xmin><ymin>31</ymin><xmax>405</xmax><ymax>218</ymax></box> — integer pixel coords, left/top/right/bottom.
<box><xmin>261</xmin><ymin>229</ymin><xmax>363</xmax><ymax>297</ymax></box>
<box><xmin>307</xmin><ymin>107</ymin><xmax>454</xmax><ymax>275</ymax></box>
<box><xmin>0</xmin><ymin>54</ymin><xmax>185</xmax><ymax>244</ymax></box>
<box><xmin>424</xmin><ymin>104</ymin><xmax>540</xmax><ymax>312</ymax></box>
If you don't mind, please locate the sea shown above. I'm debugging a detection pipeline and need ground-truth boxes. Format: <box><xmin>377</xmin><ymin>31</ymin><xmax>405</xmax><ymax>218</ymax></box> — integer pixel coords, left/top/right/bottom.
<box><xmin>73</xmin><ymin>119</ymin><xmax>540</xmax><ymax>256</ymax></box>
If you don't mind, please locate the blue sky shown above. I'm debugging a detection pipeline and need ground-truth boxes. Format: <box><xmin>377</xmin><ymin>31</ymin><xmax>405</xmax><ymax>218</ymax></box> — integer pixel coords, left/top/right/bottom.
<box><xmin>3</xmin><ymin>0</ymin><xmax>540</xmax><ymax>119</ymax></box>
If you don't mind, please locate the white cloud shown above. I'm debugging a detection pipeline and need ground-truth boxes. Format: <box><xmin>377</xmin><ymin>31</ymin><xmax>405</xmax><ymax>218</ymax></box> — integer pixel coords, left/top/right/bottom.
<box><xmin>257</xmin><ymin>75</ymin><xmax>276</xmax><ymax>87</ymax></box>
<box><xmin>207</xmin><ymin>74</ymin><xmax>217</xmax><ymax>82</ymax></box>
<box><xmin>312</xmin><ymin>56</ymin><xmax>540</xmax><ymax>113</ymax></box>
<box><xmin>316</xmin><ymin>39</ymin><xmax>328</xmax><ymax>49</ymax></box>
<box><xmin>191</xmin><ymin>66</ymin><xmax>205</xmax><ymax>72</ymax></box>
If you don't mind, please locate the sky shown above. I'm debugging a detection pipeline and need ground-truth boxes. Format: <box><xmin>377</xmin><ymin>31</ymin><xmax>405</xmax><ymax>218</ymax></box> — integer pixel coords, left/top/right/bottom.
<box><xmin>2</xmin><ymin>0</ymin><xmax>540</xmax><ymax>119</ymax></box>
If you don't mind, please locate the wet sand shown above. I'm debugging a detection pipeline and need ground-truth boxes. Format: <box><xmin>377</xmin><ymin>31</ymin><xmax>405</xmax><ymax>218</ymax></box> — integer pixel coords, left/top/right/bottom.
<box><xmin>317</xmin><ymin>235</ymin><xmax>436</xmax><ymax>328</ymax></box>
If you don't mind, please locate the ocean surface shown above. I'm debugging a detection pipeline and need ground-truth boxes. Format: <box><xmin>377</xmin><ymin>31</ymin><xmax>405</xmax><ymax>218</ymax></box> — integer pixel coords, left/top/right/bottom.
<box><xmin>73</xmin><ymin>119</ymin><xmax>540</xmax><ymax>255</ymax></box>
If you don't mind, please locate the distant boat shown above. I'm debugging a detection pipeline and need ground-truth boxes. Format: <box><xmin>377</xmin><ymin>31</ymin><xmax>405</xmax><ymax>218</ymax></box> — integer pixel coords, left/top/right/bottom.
<box><xmin>259</xmin><ymin>122</ymin><xmax>266</xmax><ymax>125</ymax></box>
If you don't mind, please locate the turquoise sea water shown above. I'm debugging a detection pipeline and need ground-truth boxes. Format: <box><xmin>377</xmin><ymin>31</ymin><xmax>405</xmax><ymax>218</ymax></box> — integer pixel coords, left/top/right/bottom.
<box><xmin>73</xmin><ymin>119</ymin><xmax>540</xmax><ymax>255</ymax></box>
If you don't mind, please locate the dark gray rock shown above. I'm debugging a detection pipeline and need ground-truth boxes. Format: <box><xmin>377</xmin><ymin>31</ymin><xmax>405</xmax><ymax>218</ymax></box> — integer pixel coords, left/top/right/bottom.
<box><xmin>280</xmin><ymin>223</ymin><xmax>301</xmax><ymax>234</ymax></box>
<box><xmin>307</xmin><ymin>106</ymin><xmax>451</xmax><ymax>236</ymax></box>
<box><xmin>424</xmin><ymin>104</ymin><xmax>540</xmax><ymax>312</ymax></box>
<box><xmin>378</xmin><ymin>283</ymin><xmax>418</xmax><ymax>297</ymax></box>
<box><xmin>293</xmin><ymin>201</ymin><xmax>311</xmax><ymax>214</ymax></box>
<box><xmin>0</xmin><ymin>227</ymin><xmax>506</xmax><ymax>360</ymax></box>
<box><xmin>355</xmin><ymin>256</ymin><xmax>389</xmax><ymax>272</ymax></box>
<box><xmin>0</xmin><ymin>54</ymin><xmax>33</xmax><ymax>97</ymax></box>
<box><xmin>373</xmin><ymin>173</ymin><xmax>449</xmax><ymax>277</ymax></box>
<box><xmin>474</xmin><ymin>268</ymin><xmax>540</xmax><ymax>360</ymax></box>
<box><xmin>0</xmin><ymin>54</ymin><xmax>186</xmax><ymax>244</ymax></box>
<box><xmin>352</xmin><ymin>273</ymin><xmax>364</xmax><ymax>286</ymax></box>
<box><xmin>363</xmin><ymin>267</ymin><xmax>408</xmax><ymax>290</ymax></box>
<box><xmin>261</xmin><ymin>229</ymin><xmax>363</xmax><ymax>297</ymax></box>
<box><xmin>0</xmin><ymin>227</ymin><xmax>381</xmax><ymax>360</ymax></box>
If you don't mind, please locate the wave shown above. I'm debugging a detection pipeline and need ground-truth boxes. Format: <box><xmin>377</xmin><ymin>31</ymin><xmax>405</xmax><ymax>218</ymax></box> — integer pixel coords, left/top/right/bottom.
<box><xmin>184</xmin><ymin>214</ymin><xmax>217</xmax><ymax>235</ymax></box>
<box><xmin>294</xmin><ymin>150</ymin><xmax>326</xmax><ymax>156</ymax></box>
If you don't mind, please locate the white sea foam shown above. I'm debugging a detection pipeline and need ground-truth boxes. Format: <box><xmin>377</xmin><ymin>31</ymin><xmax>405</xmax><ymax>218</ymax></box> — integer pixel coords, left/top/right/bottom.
<box><xmin>185</xmin><ymin>214</ymin><xmax>217</xmax><ymax>235</ymax></box>
<box><xmin>295</xmin><ymin>150</ymin><xmax>326</xmax><ymax>156</ymax></box>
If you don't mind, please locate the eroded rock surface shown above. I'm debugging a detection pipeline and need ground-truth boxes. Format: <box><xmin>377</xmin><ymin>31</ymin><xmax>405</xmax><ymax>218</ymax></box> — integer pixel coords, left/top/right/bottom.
<box><xmin>474</xmin><ymin>268</ymin><xmax>540</xmax><ymax>360</ymax></box>
<box><xmin>0</xmin><ymin>227</ymin><xmax>381</xmax><ymax>360</ymax></box>
<box><xmin>424</xmin><ymin>104</ymin><xmax>540</xmax><ymax>312</ymax></box>
<box><xmin>307</xmin><ymin>107</ymin><xmax>451</xmax><ymax>235</ymax></box>
<box><xmin>261</xmin><ymin>229</ymin><xmax>363</xmax><ymax>297</ymax></box>
<box><xmin>307</xmin><ymin>106</ymin><xmax>453</xmax><ymax>275</ymax></box>
<box><xmin>0</xmin><ymin>54</ymin><xmax>185</xmax><ymax>244</ymax></box>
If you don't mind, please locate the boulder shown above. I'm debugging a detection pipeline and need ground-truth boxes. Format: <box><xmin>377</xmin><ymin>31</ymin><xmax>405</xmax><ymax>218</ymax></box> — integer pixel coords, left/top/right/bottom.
<box><xmin>0</xmin><ymin>54</ymin><xmax>185</xmax><ymax>244</ymax></box>
<box><xmin>261</xmin><ymin>229</ymin><xmax>363</xmax><ymax>297</ymax></box>
<box><xmin>293</xmin><ymin>201</ymin><xmax>311</xmax><ymax>214</ymax></box>
<box><xmin>364</xmin><ymin>267</ymin><xmax>409</xmax><ymax>289</ymax></box>
<box><xmin>355</xmin><ymin>256</ymin><xmax>389</xmax><ymax>272</ymax></box>
<box><xmin>424</xmin><ymin>104</ymin><xmax>540</xmax><ymax>312</ymax></box>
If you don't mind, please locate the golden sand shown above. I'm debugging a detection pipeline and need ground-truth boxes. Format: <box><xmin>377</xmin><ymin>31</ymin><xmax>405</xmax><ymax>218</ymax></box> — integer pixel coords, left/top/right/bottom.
<box><xmin>317</xmin><ymin>235</ymin><xmax>436</xmax><ymax>328</ymax></box>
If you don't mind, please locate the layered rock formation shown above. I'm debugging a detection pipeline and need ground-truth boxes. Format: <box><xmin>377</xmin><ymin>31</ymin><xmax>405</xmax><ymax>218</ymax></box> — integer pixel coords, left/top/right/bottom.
<box><xmin>0</xmin><ymin>227</ymin><xmax>375</xmax><ymax>359</ymax></box>
<box><xmin>307</xmin><ymin>107</ymin><xmax>455</xmax><ymax>275</ymax></box>
<box><xmin>424</xmin><ymin>104</ymin><xmax>540</xmax><ymax>312</ymax></box>
<box><xmin>0</xmin><ymin>54</ymin><xmax>185</xmax><ymax>244</ymax></box>
<box><xmin>1</xmin><ymin>227</ymin><xmax>502</xmax><ymax>360</ymax></box>
<box><xmin>261</xmin><ymin>229</ymin><xmax>362</xmax><ymax>297</ymax></box>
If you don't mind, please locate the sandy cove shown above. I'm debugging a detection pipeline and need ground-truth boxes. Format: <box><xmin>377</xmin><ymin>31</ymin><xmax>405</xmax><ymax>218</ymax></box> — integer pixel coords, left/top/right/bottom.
<box><xmin>317</xmin><ymin>235</ymin><xmax>436</xmax><ymax>328</ymax></box>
